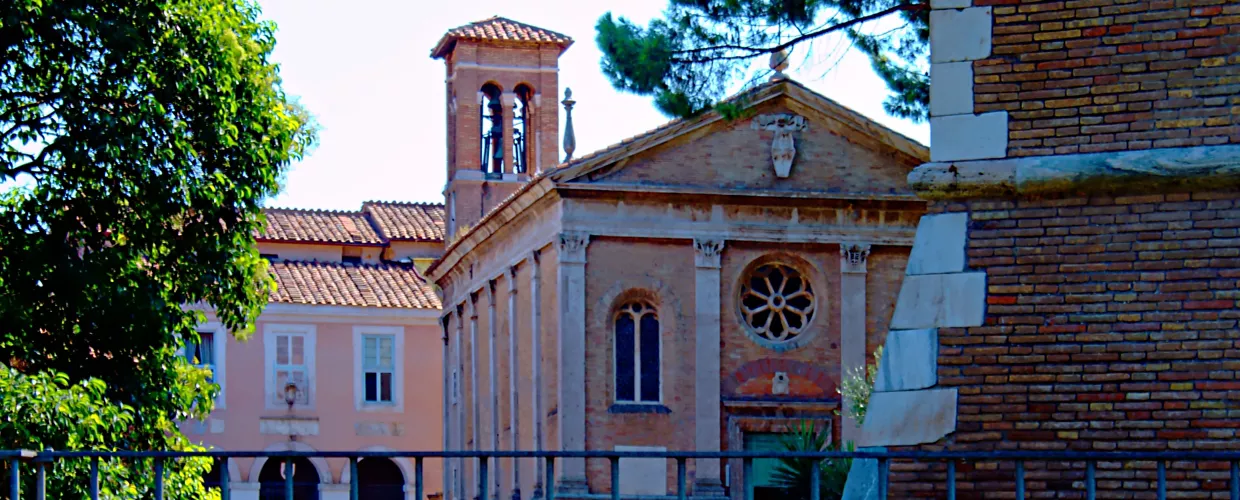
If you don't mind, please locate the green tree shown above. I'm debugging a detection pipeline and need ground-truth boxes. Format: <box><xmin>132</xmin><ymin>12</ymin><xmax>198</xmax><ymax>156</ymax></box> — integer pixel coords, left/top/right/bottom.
<box><xmin>595</xmin><ymin>0</ymin><xmax>929</xmax><ymax>121</ymax></box>
<box><xmin>0</xmin><ymin>0</ymin><xmax>315</xmax><ymax>496</ymax></box>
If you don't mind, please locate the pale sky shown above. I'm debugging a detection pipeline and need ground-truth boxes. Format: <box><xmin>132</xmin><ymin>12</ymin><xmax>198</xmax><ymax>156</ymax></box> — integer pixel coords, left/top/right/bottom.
<box><xmin>260</xmin><ymin>0</ymin><xmax>929</xmax><ymax>211</ymax></box>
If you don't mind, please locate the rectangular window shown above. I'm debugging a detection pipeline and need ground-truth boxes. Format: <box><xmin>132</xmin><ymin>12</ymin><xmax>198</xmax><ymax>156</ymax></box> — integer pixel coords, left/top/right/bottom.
<box><xmin>362</xmin><ymin>334</ymin><xmax>395</xmax><ymax>403</ymax></box>
<box><xmin>185</xmin><ymin>331</ymin><xmax>216</xmax><ymax>381</ymax></box>
<box><xmin>273</xmin><ymin>333</ymin><xmax>309</xmax><ymax>405</ymax></box>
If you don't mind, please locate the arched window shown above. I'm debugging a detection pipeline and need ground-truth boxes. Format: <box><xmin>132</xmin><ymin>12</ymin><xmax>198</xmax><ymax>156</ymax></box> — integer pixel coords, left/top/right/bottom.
<box><xmin>479</xmin><ymin>83</ymin><xmax>503</xmax><ymax>174</ymax></box>
<box><xmin>513</xmin><ymin>84</ymin><xmax>533</xmax><ymax>174</ymax></box>
<box><xmin>258</xmin><ymin>457</ymin><xmax>320</xmax><ymax>499</ymax></box>
<box><xmin>615</xmin><ymin>301</ymin><xmax>660</xmax><ymax>403</ymax></box>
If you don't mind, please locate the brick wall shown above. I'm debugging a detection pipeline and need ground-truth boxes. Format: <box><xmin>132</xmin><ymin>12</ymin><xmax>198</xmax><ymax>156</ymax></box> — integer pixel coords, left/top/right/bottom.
<box><xmin>892</xmin><ymin>191</ymin><xmax>1240</xmax><ymax>498</ymax></box>
<box><xmin>972</xmin><ymin>0</ymin><xmax>1240</xmax><ymax>157</ymax></box>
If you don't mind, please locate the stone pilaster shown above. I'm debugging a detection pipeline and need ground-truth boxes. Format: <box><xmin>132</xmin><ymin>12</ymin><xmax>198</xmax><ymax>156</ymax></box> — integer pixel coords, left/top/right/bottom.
<box><xmin>529</xmin><ymin>250</ymin><xmax>545</xmax><ymax>500</ymax></box>
<box><xmin>488</xmin><ymin>281</ymin><xmax>501</xmax><ymax>499</ymax></box>
<box><xmin>441</xmin><ymin>314</ymin><xmax>453</xmax><ymax>500</ymax></box>
<box><xmin>468</xmin><ymin>296</ymin><xmax>480</xmax><ymax>500</ymax></box>
<box><xmin>838</xmin><ymin>242</ymin><xmax>871</xmax><ymax>444</ymax></box>
<box><xmin>455</xmin><ymin>304</ymin><xmax>467</xmax><ymax>500</ymax></box>
<box><xmin>508</xmin><ymin>266</ymin><xmax>521</xmax><ymax>500</ymax></box>
<box><xmin>692</xmin><ymin>238</ymin><xmax>725</xmax><ymax>495</ymax></box>
<box><xmin>556</xmin><ymin>231</ymin><xmax>589</xmax><ymax>492</ymax></box>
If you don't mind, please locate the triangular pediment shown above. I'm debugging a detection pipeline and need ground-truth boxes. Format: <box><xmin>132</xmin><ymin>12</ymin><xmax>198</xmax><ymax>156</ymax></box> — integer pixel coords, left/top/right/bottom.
<box><xmin>552</xmin><ymin>80</ymin><xmax>928</xmax><ymax>198</ymax></box>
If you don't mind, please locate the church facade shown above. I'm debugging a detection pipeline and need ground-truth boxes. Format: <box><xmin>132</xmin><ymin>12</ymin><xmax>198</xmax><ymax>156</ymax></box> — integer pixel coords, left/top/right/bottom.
<box><xmin>426</xmin><ymin>17</ymin><xmax>930</xmax><ymax>500</ymax></box>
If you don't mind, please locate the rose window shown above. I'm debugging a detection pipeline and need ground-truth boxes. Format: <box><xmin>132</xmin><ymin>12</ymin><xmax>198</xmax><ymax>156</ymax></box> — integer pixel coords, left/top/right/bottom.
<box><xmin>739</xmin><ymin>263</ymin><xmax>815</xmax><ymax>343</ymax></box>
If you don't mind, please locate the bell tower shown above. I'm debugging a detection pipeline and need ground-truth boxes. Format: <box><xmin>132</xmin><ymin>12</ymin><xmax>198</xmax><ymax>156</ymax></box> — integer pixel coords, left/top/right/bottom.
<box><xmin>432</xmin><ymin>17</ymin><xmax>573</xmax><ymax>241</ymax></box>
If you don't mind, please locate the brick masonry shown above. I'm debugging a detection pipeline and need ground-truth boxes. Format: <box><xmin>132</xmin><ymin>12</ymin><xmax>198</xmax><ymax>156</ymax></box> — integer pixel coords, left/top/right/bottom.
<box><xmin>889</xmin><ymin>192</ymin><xmax>1240</xmax><ymax>498</ymax></box>
<box><xmin>971</xmin><ymin>0</ymin><xmax>1240</xmax><ymax>157</ymax></box>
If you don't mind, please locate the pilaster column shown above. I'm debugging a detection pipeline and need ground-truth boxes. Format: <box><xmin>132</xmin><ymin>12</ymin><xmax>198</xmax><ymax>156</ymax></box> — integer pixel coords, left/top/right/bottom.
<box><xmin>441</xmin><ymin>315</ymin><xmax>453</xmax><ymax>500</ymax></box>
<box><xmin>468</xmin><ymin>296</ymin><xmax>481</xmax><ymax>500</ymax></box>
<box><xmin>529</xmin><ymin>251</ymin><xmax>545</xmax><ymax>499</ymax></box>
<box><xmin>455</xmin><ymin>304</ymin><xmax>466</xmax><ymax>500</ymax></box>
<box><xmin>508</xmin><ymin>266</ymin><xmax>522</xmax><ymax>500</ymax></box>
<box><xmin>488</xmin><ymin>281</ymin><xmax>501</xmax><ymax>499</ymax></box>
<box><xmin>839</xmin><ymin>242</ymin><xmax>871</xmax><ymax>444</ymax></box>
<box><xmin>693</xmin><ymin>238</ymin><xmax>725</xmax><ymax>495</ymax></box>
<box><xmin>556</xmin><ymin>231</ymin><xmax>590</xmax><ymax>492</ymax></box>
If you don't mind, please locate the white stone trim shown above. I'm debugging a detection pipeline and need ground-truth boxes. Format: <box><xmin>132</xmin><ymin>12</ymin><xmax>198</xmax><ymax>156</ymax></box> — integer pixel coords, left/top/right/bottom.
<box><xmin>838</xmin><ymin>243</ymin><xmax>869</xmax><ymax>444</ymax></box>
<box><xmin>929</xmin><ymin>7</ymin><xmax>993</xmax><ymax>64</ymax></box>
<box><xmin>352</xmin><ymin>325</ymin><xmax>405</xmax><ymax>412</ymax></box>
<box><xmin>930</xmin><ymin>111</ymin><xmax>1009</xmax><ymax>162</ymax></box>
<box><xmin>614</xmin><ymin>445</ymin><xmax>669</xmax><ymax>496</ymax></box>
<box><xmin>858</xmin><ymin>388</ymin><xmax>958</xmax><ymax>447</ymax></box>
<box><xmin>263</xmin><ymin>323</ymin><xmax>317</xmax><ymax>411</ymax></box>
<box><xmin>929</xmin><ymin>62</ymin><xmax>974</xmax><ymax>117</ymax></box>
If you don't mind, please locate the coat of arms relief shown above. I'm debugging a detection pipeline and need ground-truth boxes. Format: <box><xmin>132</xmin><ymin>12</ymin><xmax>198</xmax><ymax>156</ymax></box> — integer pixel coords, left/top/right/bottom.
<box><xmin>751</xmin><ymin>113</ymin><xmax>807</xmax><ymax>178</ymax></box>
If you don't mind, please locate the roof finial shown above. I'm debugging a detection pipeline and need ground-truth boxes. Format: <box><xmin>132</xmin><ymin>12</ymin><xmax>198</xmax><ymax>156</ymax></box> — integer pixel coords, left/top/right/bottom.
<box><xmin>770</xmin><ymin>47</ymin><xmax>790</xmax><ymax>81</ymax></box>
<box><xmin>562</xmin><ymin>88</ymin><xmax>576</xmax><ymax>162</ymax></box>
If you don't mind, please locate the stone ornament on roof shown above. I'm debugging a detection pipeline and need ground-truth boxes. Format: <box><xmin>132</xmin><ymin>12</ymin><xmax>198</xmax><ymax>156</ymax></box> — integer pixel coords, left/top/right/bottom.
<box><xmin>752</xmin><ymin>113</ymin><xmax>807</xmax><ymax>178</ymax></box>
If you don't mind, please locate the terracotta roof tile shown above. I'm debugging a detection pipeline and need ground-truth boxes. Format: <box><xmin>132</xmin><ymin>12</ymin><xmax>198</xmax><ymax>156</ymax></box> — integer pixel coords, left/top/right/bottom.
<box><xmin>362</xmin><ymin>202</ymin><xmax>446</xmax><ymax>241</ymax></box>
<box><xmin>268</xmin><ymin>260</ymin><xmax>440</xmax><ymax>309</ymax></box>
<box><xmin>259</xmin><ymin>209</ymin><xmax>383</xmax><ymax>245</ymax></box>
<box><xmin>432</xmin><ymin>16</ymin><xmax>572</xmax><ymax>58</ymax></box>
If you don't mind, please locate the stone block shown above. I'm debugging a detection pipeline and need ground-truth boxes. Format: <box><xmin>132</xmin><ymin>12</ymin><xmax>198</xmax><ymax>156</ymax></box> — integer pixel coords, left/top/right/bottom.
<box><xmin>841</xmin><ymin>447</ymin><xmax>886</xmax><ymax>500</ymax></box>
<box><xmin>858</xmin><ymin>388</ymin><xmax>958</xmax><ymax>447</ymax></box>
<box><xmin>906</xmin><ymin>213</ymin><xmax>968</xmax><ymax>275</ymax></box>
<box><xmin>931</xmin><ymin>0</ymin><xmax>971</xmax><ymax>9</ymax></box>
<box><xmin>930</xmin><ymin>111</ymin><xmax>1010</xmax><ymax>162</ymax></box>
<box><xmin>930</xmin><ymin>7</ymin><xmax>993</xmax><ymax>63</ymax></box>
<box><xmin>873</xmin><ymin>329</ymin><xmax>939</xmax><ymax>393</ymax></box>
<box><xmin>891</xmin><ymin>273</ymin><xmax>986</xmax><ymax>330</ymax></box>
<box><xmin>930</xmin><ymin>62</ymin><xmax>974</xmax><ymax>117</ymax></box>
<box><xmin>259</xmin><ymin>417</ymin><xmax>320</xmax><ymax>436</ymax></box>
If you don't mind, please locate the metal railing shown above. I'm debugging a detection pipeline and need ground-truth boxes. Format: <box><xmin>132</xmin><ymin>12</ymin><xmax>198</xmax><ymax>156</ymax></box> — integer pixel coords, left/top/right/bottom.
<box><xmin>6</xmin><ymin>449</ymin><xmax>1240</xmax><ymax>500</ymax></box>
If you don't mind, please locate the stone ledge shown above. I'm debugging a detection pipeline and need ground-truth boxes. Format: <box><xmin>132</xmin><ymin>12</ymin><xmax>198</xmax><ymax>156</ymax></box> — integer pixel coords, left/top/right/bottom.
<box><xmin>910</xmin><ymin>144</ymin><xmax>1240</xmax><ymax>200</ymax></box>
<box><xmin>608</xmin><ymin>403</ymin><xmax>672</xmax><ymax>414</ymax></box>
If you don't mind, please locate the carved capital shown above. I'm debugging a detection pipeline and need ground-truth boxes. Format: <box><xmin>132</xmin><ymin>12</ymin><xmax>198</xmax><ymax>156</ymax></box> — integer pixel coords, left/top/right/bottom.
<box><xmin>508</xmin><ymin>265</ymin><xmax>519</xmax><ymax>293</ymax></box>
<box><xmin>557</xmin><ymin>231</ymin><xmax>590</xmax><ymax>264</ymax></box>
<box><xmin>840</xmin><ymin>242</ymin><xmax>872</xmax><ymax>274</ymax></box>
<box><xmin>694</xmin><ymin>238</ymin><xmax>725</xmax><ymax>269</ymax></box>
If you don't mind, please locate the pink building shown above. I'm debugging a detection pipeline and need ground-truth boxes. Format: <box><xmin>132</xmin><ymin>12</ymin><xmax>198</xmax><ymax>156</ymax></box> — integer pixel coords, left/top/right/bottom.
<box><xmin>183</xmin><ymin>202</ymin><xmax>446</xmax><ymax>500</ymax></box>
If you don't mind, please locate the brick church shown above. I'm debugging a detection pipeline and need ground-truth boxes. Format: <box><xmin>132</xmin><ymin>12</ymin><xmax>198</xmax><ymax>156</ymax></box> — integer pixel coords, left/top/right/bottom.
<box><xmin>425</xmin><ymin>17</ymin><xmax>930</xmax><ymax>500</ymax></box>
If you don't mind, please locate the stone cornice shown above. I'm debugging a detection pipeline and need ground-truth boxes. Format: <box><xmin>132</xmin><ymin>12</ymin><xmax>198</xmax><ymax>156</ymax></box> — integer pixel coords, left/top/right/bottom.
<box><xmin>910</xmin><ymin>144</ymin><xmax>1240</xmax><ymax>200</ymax></box>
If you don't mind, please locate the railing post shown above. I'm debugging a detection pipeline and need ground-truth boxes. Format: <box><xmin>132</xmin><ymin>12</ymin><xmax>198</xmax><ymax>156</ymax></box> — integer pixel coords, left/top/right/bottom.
<box><xmin>90</xmin><ymin>456</ymin><xmax>99</xmax><ymax>500</ymax></box>
<box><xmin>1157</xmin><ymin>461</ymin><xmax>1166</xmax><ymax>500</ymax></box>
<box><xmin>9</xmin><ymin>458</ymin><xmax>19</xmax><ymax>500</ymax></box>
<box><xmin>154</xmin><ymin>457</ymin><xmax>164</xmax><ymax>500</ymax></box>
<box><xmin>742</xmin><ymin>458</ymin><xmax>753</xmax><ymax>500</ymax></box>
<box><xmin>1015</xmin><ymin>461</ymin><xmax>1024</xmax><ymax>500</ymax></box>
<box><xmin>947</xmin><ymin>461</ymin><xmax>956</xmax><ymax>500</ymax></box>
<box><xmin>221</xmin><ymin>457</ymin><xmax>231</xmax><ymax>500</ymax></box>
<box><xmin>481</xmin><ymin>456</ymin><xmax>490</xmax><ymax>500</ymax></box>
<box><xmin>1231</xmin><ymin>460</ymin><xmax>1238</xmax><ymax>500</ymax></box>
<box><xmin>1086</xmin><ymin>461</ymin><xmax>1095</xmax><ymax>500</ymax></box>
<box><xmin>877</xmin><ymin>458</ymin><xmax>888</xmax><ymax>500</ymax></box>
<box><xmin>546</xmin><ymin>457</ymin><xmax>555</xmax><ymax>500</ymax></box>
<box><xmin>350</xmin><ymin>457</ymin><xmax>359</xmax><ymax>500</ymax></box>
<box><xmin>676</xmin><ymin>458</ymin><xmax>687</xmax><ymax>500</ymax></box>
<box><xmin>610</xmin><ymin>456</ymin><xmax>620</xmax><ymax>500</ymax></box>
<box><xmin>35</xmin><ymin>453</ymin><xmax>46</xmax><ymax>500</ymax></box>
<box><xmin>810</xmin><ymin>459</ymin><xmax>821</xmax><ymax>500</ymax></box>
<box><xmin>285</xmin><ymin>458</ymin><xmax>294</xmax><ymax>500</ymax></box>
<box><xmin>416</xmin><ymin>457</ymin><xmax>425</xmax><ymax>500</ymax></box>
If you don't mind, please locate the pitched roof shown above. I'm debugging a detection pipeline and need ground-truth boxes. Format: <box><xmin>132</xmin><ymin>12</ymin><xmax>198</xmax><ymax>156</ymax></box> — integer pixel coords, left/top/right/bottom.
<box><xmin>259</xmin><ymin>209</ymin><xmax>384</xmax><ymax>245</ymax></box>
<box><xmin>431</xmin><ymin>16</ymin><xmax>573</xmax><ymax>58</ymax></box>
<box><xmin>268</xmin><ymin>260</ymin><xmax>440</xmax><ymax>309</ymax></box>
<box><xmin>362</xmin><ymin>202</ymin><xmax>446</xmax><ymax>241</ymax></box>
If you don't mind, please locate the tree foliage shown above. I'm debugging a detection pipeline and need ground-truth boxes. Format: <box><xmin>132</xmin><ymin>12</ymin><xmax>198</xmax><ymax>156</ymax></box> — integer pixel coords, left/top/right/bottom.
<box><xmin>770</xmin><ymin>421</ymin><xmax>853</xmax><ymax>500</ymax></box>
<box><xmin>0</xmin><ymin>0</ymin><xmax>314</xmax><ymax>496</ymax></box>
<box><xmin>596</xmin><ymin>0</ymin><xmax>929</xmax><ymax>121</ymax></box>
